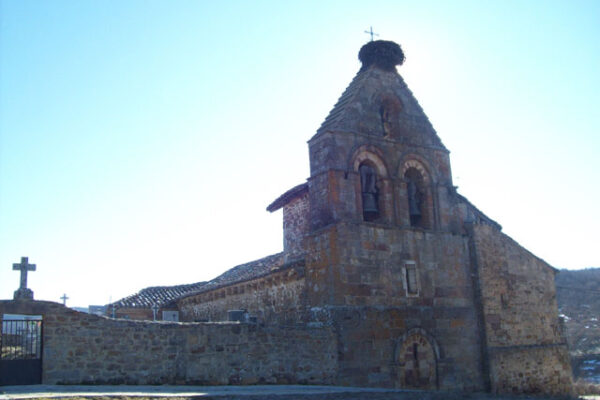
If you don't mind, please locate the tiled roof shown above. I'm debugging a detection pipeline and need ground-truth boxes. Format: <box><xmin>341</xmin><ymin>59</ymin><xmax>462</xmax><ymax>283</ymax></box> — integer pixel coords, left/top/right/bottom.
<box><xmin>109</xmin><ymin>281</ymin><xmax>207</xmax><ymax>309</ymax></box>
<box><xmin>110</xmin><ymin>253</ymin><xmax>289</xmax><ymax>309</ymax></box>
<box><xmin>266</xmin><ymin>183</ymin><xmax>308</xmax><ymax>212</ymax></box>
<box><xmin>179</xmin><ymin>252</ymin><xmax>288</xmax><ymax>300</ymax></box>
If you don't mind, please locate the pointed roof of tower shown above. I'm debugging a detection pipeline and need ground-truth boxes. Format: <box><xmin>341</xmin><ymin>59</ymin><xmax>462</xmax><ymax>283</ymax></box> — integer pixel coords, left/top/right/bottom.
<box><xmin>313</xmin><ymin>40</ymin><xmax>446</xmax><ymax>151</ymax></box>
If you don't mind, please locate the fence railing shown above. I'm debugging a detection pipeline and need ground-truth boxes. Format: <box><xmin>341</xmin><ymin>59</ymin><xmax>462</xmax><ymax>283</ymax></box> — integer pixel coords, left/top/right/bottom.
<box><xmin>1</xmin><ymin>320</ymin><xmax>42</xmax><ymax>360</ymax></box>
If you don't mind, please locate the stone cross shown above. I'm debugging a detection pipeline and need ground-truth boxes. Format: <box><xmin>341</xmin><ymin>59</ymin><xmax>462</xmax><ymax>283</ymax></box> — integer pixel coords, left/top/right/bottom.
<box><xmin>12</xmin><ymin>256</ymin><xmax>36</xmax><ymax>300</ymax></box>
<box><xmin>152</xmin><ymin>303</ymin><xmax>159</xmax><ymax>321</ymax></box>
<box><xmin>364</xmin><ymin>26</ymin><xmax>379</xmax><ymax>42</ymax></box>
<box><xmin>61</xmin><ymin>293</ymin><xmax>69</xmax><ymax>306</ymax></box>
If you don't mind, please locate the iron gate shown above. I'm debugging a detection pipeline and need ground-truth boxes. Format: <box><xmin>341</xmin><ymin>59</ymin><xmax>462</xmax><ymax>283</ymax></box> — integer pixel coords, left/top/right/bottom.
<box><xmin>0</xmin><ymin>319</ymin><xmax>43</xmax><ymax>385</ymax></box>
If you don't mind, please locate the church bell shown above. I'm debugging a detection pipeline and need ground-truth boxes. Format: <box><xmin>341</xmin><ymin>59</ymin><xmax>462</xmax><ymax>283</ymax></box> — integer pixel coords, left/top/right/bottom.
<box><xmin>362</xmin><ymin>193</ymin><xmax>379</xmax><ymax>214</ymax></box>
<box><xmin>409</xmin><ymin>200</ymin><xmax>422</xmax><ymax>216</ymax></box>
<box><xmin>407</xmin><ymin>181</ymin><xmax>422</xmax><ymax>216</ymax></box>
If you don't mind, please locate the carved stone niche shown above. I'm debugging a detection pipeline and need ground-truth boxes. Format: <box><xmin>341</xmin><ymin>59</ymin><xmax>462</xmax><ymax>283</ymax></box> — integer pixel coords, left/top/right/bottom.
<box><xmin>378</xmin><ymin>95</ymin><xmax>403</xmax><ymax>138</ymax></box>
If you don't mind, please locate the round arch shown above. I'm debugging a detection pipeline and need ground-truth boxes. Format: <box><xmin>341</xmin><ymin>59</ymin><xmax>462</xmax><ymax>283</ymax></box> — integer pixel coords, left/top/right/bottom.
<box><xmin>349</xmin><ymin>145</ymin><xmax>389</xmax><ymax>178</ymax></box>
<box><xmin>398</xmin><ymin>155</ymin><xmax>433</xmax><ymax>185</ymax></box>
<box><xmin>398</xmin><ymin>155</ymin><xmax>437</xmax><ymax>229</ymax></box>
<box><xmin>394</xmin><ymin>328</ymin><xmax>440</xmax><ymax>390</ymax></box>
<box><xmin>348</xmin><ymin>144</ymin><xmax>392</xmax><ymax>223</ymax></box>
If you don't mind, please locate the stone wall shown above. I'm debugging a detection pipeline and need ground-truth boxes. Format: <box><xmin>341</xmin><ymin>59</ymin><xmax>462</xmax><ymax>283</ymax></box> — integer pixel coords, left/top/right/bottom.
<box><xmin>0</xmin><ymin>300</ymin><xmax>337</xmax><ymax>385</ymax></box>
<box><xmin>283</xmin><ymin>192</ymin><xmax>310</xmax><ymax>260</ymax></box>
<box><xmin>488</xmin><ymin>346</ymin><xmax>573</xmax><ymax>396</ymax></box>
<box><xmin>308</xmin><ymin>134</ymin><xmax>456</xmax><ymax>232</ymax></box>
<box><xmin>304</xmin><ymin>222</ymin><xmax>486</xmax><ymax>391</ymax></box>
<box><xmin>471</xmin><ymin>224</ymin><xmax>573</xmax><ymax>395</ymax></box>
<box><xmin>111</xmin><ymin>307</ymin><xmax>153</xmax><ymax>320</ymax></box>
<box><xmin>178</xmin><ymin>262</ymin><xmax>307</xmax><ymax>324</ymax></box>
<box><xmin>319</xmin><ymin>306</ymin><xmax>484</xmax><ymax>392</ymax></box>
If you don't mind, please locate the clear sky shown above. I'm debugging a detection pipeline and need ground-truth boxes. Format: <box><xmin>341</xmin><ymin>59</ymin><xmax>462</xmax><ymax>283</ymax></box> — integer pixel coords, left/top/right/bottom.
<box><xmin>1</xmin><ymin>0</ymin><xmax>599</xmax><ymax>308</ymax></box>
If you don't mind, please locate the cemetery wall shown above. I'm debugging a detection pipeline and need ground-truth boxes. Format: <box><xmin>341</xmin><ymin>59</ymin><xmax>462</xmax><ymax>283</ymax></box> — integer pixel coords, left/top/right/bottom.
<box><xmin>0</xmin><ymin>300</ymin><xmax>337</xmax><ymax>385</ymax></box>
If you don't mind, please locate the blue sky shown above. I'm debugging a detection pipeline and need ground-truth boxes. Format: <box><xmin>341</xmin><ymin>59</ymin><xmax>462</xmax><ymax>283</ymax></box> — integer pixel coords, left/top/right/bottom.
<box><xmin>1</xmin><ymin>0</ymin><xmax>599</xmax><ymax>307</ymax></box>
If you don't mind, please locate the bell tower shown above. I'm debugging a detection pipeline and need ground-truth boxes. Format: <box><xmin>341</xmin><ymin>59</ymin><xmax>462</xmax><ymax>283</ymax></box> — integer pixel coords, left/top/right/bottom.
<box><xmin>302</xmin><ymin>40</ymin><xmax>488</xmax><ymax>389</ymax></box>
<box><xmin>306</xmin><ymin>40</ymin><xmax>456</xmax><ymax>233</ymax></box>
<box><xmin>263</xmin><ymin>39</ymin><xmax>571</xmax><ymax>394</ymax></box>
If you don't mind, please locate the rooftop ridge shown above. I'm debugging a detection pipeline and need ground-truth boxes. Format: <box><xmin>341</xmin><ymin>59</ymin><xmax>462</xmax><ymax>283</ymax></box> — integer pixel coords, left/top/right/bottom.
<box><xmin>109</xmin><ymin>281</ymin><xmax>207</xmax><ymax>309</ymax></box>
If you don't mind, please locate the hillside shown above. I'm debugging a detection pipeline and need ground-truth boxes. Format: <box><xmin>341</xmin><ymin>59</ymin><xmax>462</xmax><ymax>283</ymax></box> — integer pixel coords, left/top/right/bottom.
<box><xmin>556</xmin><ymin>268</ymin><xmax>600</xmax><ymax>383</ymax></box>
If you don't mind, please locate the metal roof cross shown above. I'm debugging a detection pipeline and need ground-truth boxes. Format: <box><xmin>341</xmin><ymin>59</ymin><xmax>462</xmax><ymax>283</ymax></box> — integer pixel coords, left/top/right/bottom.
<box><xmin>61</xmin><ymin>293</ymin><xmax>69</xmax><ymax>306</ymax></box>
<box><xmin>364</xmin><ymin>26</ymin><xmax>379</xmax><ymax>42</ymax></box>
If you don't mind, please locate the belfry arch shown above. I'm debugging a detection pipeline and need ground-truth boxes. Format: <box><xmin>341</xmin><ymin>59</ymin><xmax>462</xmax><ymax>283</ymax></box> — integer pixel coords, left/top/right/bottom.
<box><xmin>352</xmin><ymin>147</ymin><xmax>389</xmax><ymax>178</ymax></box>
<box><xmin>350</xmin><ymin>146</ymin><xmax>392</xmax><ymax>223</ymax></box>
<box><xmin>399</xmin><ymin>157</ymin><xmax>435</xmax><ymax>229</ymax></box>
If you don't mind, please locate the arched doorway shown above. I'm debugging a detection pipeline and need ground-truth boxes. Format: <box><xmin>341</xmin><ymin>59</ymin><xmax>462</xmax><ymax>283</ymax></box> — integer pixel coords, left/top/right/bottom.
<box><xmin>396</xmin><ymin>329</ymin><xmax>438</xmax><ymax>389</ymax></box>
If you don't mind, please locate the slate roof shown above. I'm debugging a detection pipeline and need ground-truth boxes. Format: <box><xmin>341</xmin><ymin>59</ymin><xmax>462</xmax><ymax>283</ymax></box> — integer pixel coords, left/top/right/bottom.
<box><xmin>109</xmin><ymin>281</ymin><xmax>207</xmax><ymax>309</ymax></box>
<box><xmin>179</xmin><ymin>252</ymin><xmax>289</xmax><ymax>300</ymax></box>
<box><xmin>266</xmin><ymin>183</ymin><xmax>308</xmax><ymax>212</ymax></box>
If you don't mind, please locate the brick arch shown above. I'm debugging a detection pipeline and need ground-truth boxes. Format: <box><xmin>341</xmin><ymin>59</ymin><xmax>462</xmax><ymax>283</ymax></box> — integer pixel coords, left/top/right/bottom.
<box><xmin>399</xmin><ymin>156</ymin><xmax>433</xmax><ymax>185</ymax></box>
<box><xmin>348</xmin><ymin>145</ymin><xmax>392</xmax><ymax>223</ymax></box>
<box><xmin>350</xmin><ymin>145</ymin><xmax>389</xmax><ymax>178</ymax></box>
<box><xmin>395</xmin><ymin>328</ymin><xmax>439</xmax><ymax>390</ymax></box>
<box><xmin>398</xmin><ymin>155</ymin><xmax>436</xmax><ymax>229</ymax></box>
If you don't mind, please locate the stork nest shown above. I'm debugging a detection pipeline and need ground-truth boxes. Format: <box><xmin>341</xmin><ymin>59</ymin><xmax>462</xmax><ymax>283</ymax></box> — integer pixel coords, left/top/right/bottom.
<box><xmin>359</xmin><ymin>40</ymin><xmax>405</xmax><ymax>71</ymax></box>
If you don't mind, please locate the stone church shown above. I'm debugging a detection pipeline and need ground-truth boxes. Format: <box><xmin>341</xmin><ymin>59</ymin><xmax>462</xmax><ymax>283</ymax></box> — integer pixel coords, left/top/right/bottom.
<box><xmin>102</xmin><ymin>40</ymin><xmax>573</xmax><ymax>394</ymax></box>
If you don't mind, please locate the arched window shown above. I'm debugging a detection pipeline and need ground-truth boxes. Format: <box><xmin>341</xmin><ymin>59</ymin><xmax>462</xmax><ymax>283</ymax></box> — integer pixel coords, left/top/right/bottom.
<box><xmin>359</xmin><ymin>163</ymin><xmax>379</xmax><ymax>221</ymax></box>
<box><xmin>404</xmin><ymin>167</ymin><xmax>424</xmax><ymax>227</ymax></box>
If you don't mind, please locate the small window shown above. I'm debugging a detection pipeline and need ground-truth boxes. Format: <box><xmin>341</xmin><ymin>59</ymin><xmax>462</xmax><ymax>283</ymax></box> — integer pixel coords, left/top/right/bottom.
<box><xmin>404</xmin><ymin>261</ymin><xmax>419</xmax><ymax>296</ymax></box>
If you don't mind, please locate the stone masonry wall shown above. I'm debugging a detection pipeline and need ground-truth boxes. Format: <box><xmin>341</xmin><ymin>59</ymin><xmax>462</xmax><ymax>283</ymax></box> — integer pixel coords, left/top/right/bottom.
<box><xmin>283</xmin><ymin>192</ymin><xmax>310</xmax><ymax>260</ymax></box>
<box><xmin>488</xmin><ymin>346</ymin><xmax>573</xmax><ymax>396</ymax></box>
<box><xmin>304</xmin><ymin>222</ymin><xmax>485</xmax><ymax>391</ymax></box>
<box><xmin>0</xmin><ymin>300</ymin><xmax>336</xmax><ymax>385</ymax></box>
<box><xmin>178</xmin><ymin>263</ymin><xmax>307</xmax><ymax>324</ymax></box>
<box><xmin>308</xmin><ymin>131</ymin><xmax>457</xmax><ymax>233</ymax></box>
<box><xmin>472</xmin><ymin>224</ymin><xmax>573</xmax><ymax>395</ymax></box>
<box><xmin>112</xmin><ymin>307</ymin><xmax>153</xmax><ymax>320</ymax></box>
